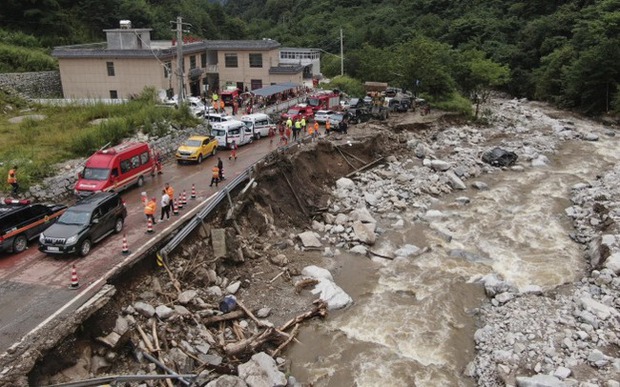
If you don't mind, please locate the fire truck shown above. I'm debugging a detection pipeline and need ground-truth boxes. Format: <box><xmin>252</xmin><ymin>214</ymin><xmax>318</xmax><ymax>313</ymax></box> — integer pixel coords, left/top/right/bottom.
<box><xmin>307</xmin><ymin>92</ymin><xmax>340</xmax><ymax>112</ymax></box>
<box><xmin>220</xmin><ymin>86</ymin><xmax>240</xmax><ymax>106</ymax></box>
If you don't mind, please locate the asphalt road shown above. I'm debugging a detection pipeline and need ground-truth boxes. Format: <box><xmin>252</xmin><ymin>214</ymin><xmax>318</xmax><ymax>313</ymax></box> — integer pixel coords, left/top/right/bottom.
<box><xmin>0</xmin><ymin>135</ymin><xmax>281</xmax><ymax>353</ymax></box>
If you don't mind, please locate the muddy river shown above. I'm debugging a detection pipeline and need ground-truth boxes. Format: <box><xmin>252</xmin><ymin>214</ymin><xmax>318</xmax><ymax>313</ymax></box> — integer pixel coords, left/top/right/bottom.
<box><xmin>287</xmin><ymin>118</ymin><xmax>619</xmax><ymax>386</ymax></box>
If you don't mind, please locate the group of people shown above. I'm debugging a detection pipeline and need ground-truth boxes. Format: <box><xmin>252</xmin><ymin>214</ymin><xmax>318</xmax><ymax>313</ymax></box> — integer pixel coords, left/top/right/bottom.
<box><xmin>143</xmin><ymin>182</ymin><xmax>176</xmax><ymax>225</ymax></box>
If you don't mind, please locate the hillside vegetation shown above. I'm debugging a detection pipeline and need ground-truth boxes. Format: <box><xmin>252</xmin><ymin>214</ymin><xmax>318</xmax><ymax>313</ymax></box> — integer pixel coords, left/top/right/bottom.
<box><xmin>0</xmin><ymin>0</ymin><xmax>618</xmax><ymax>116</ymax></box>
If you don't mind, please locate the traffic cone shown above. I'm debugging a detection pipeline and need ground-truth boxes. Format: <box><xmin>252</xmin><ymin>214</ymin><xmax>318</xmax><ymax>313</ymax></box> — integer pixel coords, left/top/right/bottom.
<box><xmin>178</xmin><ymin>195</ymin><xmax>184</xmax><ymax>209</ymax></box>
<box><xmin>173</xmin><ymin>199</ymin><xmax>179</xmax><ymax>215</ymax></box>
<box><xmin>69</xmin><ymin>264</ymin><xmax>80</xmax><ymax>290</ymax></box>
<box><xmin>121</xmin><ymin>234</ymin><xmax>130</xmax><ymax>255</ymax></box>
<box><xmin>146</xmin><ymin>217</ymin><xmax>154</xmax><ymax>233</ymax></box>
<box><xmin>191</xmin><ymin>184</ymin><xmax>196</xmax><ymax>199</ymax></box>
<box><xmin>181</xmin><ymin>190</ymin><xmax>187</xmax><ymax>206</ymax></box>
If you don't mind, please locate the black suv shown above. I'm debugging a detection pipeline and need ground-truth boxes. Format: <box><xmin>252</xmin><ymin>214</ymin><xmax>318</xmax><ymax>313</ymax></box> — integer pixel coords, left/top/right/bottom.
<box><xmin>0</xmin><ymin>199</ymin><xmax>67</xmax><ymax>254</ymax></box>
<box><xmin>39</xmin><ymin>192</ymin><xmax>127</xmax><ymax>257</ymax></box>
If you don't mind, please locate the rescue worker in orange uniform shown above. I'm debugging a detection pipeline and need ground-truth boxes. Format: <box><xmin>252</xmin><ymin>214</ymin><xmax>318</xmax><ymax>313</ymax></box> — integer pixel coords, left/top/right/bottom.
<box><xmin>7</xmin><ymin>165</ymin><xmax>18</xmax><ymax>196</ymax></box>
<box><xmin>325</xmin><ymin>119</ymin><xmax>331</xmax><ymax>135</ymax></box>
<box><xmin>313</xmin><ymin>121</ymin><xmax>320</xmax><ymax>139</ymax></box>
<box><xmin>144</xmin><ymin>197</ymin><xmax>157</xmax><ymax>225</ymax></box>
<box><xmin>308</xmin><ymin>121</ymin><xmax>315</xmax><ymax>141</ymax></box>
<box><xmin>210</xmin><ymin>165</ymin><xmax>220</xmax><ymax>188</ymax></box>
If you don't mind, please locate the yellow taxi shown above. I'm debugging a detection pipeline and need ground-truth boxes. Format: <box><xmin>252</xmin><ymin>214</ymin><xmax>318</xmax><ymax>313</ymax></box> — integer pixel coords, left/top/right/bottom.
<box><xmin>175</xmin><ymin>135</ymin><xmax>218</xmax><ymax>164</ymax></box>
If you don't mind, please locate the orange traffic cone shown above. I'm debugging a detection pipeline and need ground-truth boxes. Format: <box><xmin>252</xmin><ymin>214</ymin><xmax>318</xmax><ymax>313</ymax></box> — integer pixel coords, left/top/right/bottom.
<box><xmin>146</xmin><ymin>217</ymin><xmax>154</xmax><ymax>233</ymax></box>
<box><xmin>173</xmin><ymin>199</ymin><xmax>179</xmax><ymax>215</ymax></box>
<box><xmin>191</xmin><ymin>184</ymin><xmax>196</xmax><ymax>199</ymax></box>
<box><xmin>121</xmin><ymin>234</ymin><xmax>130</xmax><ymax>255</ymax></box>
<box><xmin>69</xmin><ymin>264</ymin><xmax>80</xmax><ymax>290</ymax></box>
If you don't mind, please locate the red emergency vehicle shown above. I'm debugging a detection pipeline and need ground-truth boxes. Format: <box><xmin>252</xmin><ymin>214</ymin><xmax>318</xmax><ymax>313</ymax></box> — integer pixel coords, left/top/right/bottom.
<box><xmin>280</xmin><ymin>104</ymin><xmax>315</xmax><ymax>121</ymax></box>
<box><xmin>307</xmin><ymin>92</ymin><xmax>341</xmax><ymax>112</ymax></box>
<box><xmin>220</xmin><ymin>87</ymin><xmax>240</xmax><ymax>106</ymax></box>
<box><xmin>74</xmin><ymin>142</ymin><xmax>155</xmax><ymax>197</ymax></box>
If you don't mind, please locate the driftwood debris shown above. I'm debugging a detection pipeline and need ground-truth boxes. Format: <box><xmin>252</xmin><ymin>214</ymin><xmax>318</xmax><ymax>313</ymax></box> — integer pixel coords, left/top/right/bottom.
<box><xmin>368</xmin><ymin>249</ymin><xmax>395</xmax><ymax>260</ymax></box>
<box><xmin>203</xmin><ymin>310</ymin><xmax>245</xmax><ymax>326</ymax></box>
<box><xmin>345</xmin><ymin>157</ymin><xmax>385</xmax><ymax>178</ymax></box>
<box><xmin>294</xmin><ymin>278</ymin><xmax>319</xmax><ymax>294</ymax></box>
<box><xmin>216</xmin><ymin>299</ymin><xmax>328</xmax><ymax>358</ymax></box>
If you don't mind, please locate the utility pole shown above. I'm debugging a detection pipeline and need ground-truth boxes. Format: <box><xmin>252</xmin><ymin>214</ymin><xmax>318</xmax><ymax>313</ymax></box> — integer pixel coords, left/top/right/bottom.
<box><xmin>340</xmin><ymin>28</ymin><xmax>344</xmax><ymax>77</ymax></box>
<box><xmin>175</xmin><ymin>16</ymin><xmax>184</xmax><ymax>104</ymax></box>
<box><xmin>171</xmin><ymin>16</ymin><xmax>191</xmax><ymax>104</ymax></box>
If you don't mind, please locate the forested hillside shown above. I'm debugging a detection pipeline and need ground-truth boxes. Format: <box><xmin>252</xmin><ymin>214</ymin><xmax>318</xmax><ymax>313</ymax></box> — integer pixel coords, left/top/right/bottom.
<box><xmin>0</xmin><ymin>0</ymin><xmax>618</xmax><ymax>115</ymax></box>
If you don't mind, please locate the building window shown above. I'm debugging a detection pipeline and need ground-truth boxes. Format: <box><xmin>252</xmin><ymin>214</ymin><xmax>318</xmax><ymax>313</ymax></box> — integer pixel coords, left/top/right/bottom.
<box><xmin>250</xmin><ymin>79</ymin><xmax>262</xmax><ymax>90</ymax></box>
<box><xmin>190</xmin><ymin>55</ymin><xmax>196</xmax><ymax>69</ymax></box>
<box><xmin>164</xmin><ymin>62</ymin><xmax>171</xmax><ymax>78</ymax></box>
<box><xmin>110</xmin><ymin>90</ymin><xmax>118</xmax><ymax>99</ymax></box>
<box><xmin>249</xmin><ymin>53</ymin><xmax>263</xmax><ymax>68</ymax></box>
<box><xmin>201</xmin><ymin>53</ymin><xmax>207</xmax><ymax>68</ymax></box>
<box><xmin>106</xmin><ymin>62</ymin><xmax>115</xmax><ymax>76</ymax></box>
<box><xmin>225</xmin><ymin>54</ymin><xmax>238</xmax><ymax>68</ymax></box>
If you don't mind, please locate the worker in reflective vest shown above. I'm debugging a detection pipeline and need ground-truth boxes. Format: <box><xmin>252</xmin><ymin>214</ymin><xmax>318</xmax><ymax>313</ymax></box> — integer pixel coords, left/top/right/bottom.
<box><xmin>325</xmin><ymin>119</ymin><xmax>331</xmax><ymax>134</ymax></box>
<box><xmin>300</xmin><ymin>117</ymin><xmax>307</xmax><ymax>133</ymax></box>
<box><xmin>7</xmin><ymin>165</ymin><xmax>18</xmax><ymax>196</ymax></box>
<box><xmin>144</xmin><ymin>197</ymin><xmax>157</xmax><ymax>224</ymax></box>
<box><xmin>313</xmin><ymin>121</ymin><xmax>320</xmax><ymax>139</ymax></box>
<box><xmin>210</xmin><ymin>165</ymin><xmax>220</xmax><ymax>188</ymax></box>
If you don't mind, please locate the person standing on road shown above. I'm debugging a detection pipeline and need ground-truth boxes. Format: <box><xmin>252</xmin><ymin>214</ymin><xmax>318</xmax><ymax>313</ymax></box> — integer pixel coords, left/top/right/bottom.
<box><xmin>160</xmin><ymin>189</ymin><xmax>170</xmax><ymax>221</ymax></box>
<box><xmin>286</xmin><ymin>117</ymin><xmax>293</xmax><ymax>131</ymax></box>
<box><xmin>229</xmin><ymin>140</ymin><xmax>238</xmax><ymax>160</ymax></box>
<box><xmin>308</xmin><ymin>121</ymin><xmax>315</xmax><ymax>141</ymax></box>
<box><xmin>268</xmin><ymin>125</ymin><xmax>276</xmax><ymax>145</ymax></box>
<box><xmin>210</xmin><ymin>164</ymin><xmax>220</xmax><ymax>187</ymax></box>
<box><xmin>165</xmin><ymin>183</ymin><xmax>175</xmax><ymax>213</ymax></box>
<box><xmin>219</xmin><ymin>99</ymin><xmax>226</xmax><ymax>114</ymax></box>
<box><xmin>325</xmin><ymin>119</ymin><xmax>331</xmax><ymax>135</ymax></box>
<box><xmin>144</xmin><ymin>197</ymin><xmax>157</xmax><ymax>225</ymax></box>
<box><xmin>293</xmin><ymin>118</ymin><xmax>301</xmax><ymax>141</ymax></box>
<box><xmin>300</xmin><ymin>117</ymin><xmax>307</xmax><ymax>133</ymax></box>
<box><xmin>7</xmin><ymin>165</ymin><xmax>18</xmax><ymax>196</ymax></box>
<box><xmin>313</xmin><ymin>120</ymin><xmax>320</xmax><ymax>139</ymax></box>
<box><xmin>217</xmin><ymin>157</ymin><xmax>224</xmax><ymax>180</ymax></box>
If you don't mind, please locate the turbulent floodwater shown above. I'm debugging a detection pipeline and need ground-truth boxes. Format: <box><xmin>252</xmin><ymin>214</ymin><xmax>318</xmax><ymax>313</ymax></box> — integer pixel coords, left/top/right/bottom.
<box><xmin>288</xmin><ymin>117</ymin><xmax>620</xmax><ymax>386</ymax></box>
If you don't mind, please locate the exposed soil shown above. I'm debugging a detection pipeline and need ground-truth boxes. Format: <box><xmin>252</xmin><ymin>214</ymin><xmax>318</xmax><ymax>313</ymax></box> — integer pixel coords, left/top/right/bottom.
<box><xmin>27</xmin><ymin>112</ymin><xmax>434</xmax><ymax>386</ymax></box>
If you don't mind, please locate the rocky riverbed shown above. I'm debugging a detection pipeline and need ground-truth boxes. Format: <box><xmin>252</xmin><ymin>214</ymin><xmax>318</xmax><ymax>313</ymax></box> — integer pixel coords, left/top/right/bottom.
<box><xmin>289</xmin><ymin>97</ymin><xmax>620</xmax><ymax>386</ymax></box>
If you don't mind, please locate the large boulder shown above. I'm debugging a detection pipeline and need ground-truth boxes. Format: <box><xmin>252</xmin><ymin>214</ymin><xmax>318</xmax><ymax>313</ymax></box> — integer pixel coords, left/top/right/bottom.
<box><xmin>482</xmin><ymin>147</ymin><xmax>518</xmax><ymax>167</ymax></box>
<box><xmin>238</xmin><ymin>352</ymin><xmax>287</xmax><ymax>387</ymax></box>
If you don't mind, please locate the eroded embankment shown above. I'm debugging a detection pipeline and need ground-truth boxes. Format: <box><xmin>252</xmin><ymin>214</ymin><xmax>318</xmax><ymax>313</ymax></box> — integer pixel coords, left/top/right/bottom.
<box><xmin>27</xmin><ymin>129</ymin><xmax>400</xmax><ymax>386</ymax></box>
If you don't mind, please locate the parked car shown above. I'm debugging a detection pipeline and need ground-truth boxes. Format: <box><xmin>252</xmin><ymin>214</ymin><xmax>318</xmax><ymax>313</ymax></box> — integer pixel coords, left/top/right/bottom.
<box><xmin>240</xmin><ymin>113</ymin><xmax>277</xmax><ymax>139</ymax></box>
<box><xmin>39</xmin><ymin>192</ymin><xmax>127</xmax><ymax>257</ymax></box>
<box><xmin>0</xmin><ymin>199</ymin><xmax>67</xmax><ymax>254</ymax></box>
<box><xmin>175</xmin><ymin>135</ymin><xmax>218</xmax><ymax>164</ymax></box>
<box><xmin>74</xmin><ymin>142</ymin><xmax>155</xmax><ymax>197</ymax></box>
<box><xmin>314</xmin><ymin>110</ymin><xmax>337</xmax><ymax>124</ymax></box>
<box><xmin>327</xmin><ymin>111</ymin><xmax>354</xmax><ymax>126</ymax></box>
<box><xmin>280</xmin><ymin>104</ymin><xmax>315</xmax><ymax>121</ymax></box>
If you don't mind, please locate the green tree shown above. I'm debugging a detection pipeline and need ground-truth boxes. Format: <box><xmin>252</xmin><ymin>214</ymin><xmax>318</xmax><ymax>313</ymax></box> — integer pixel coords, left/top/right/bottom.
<box><xmin>457</xmin><ymin>50</ymin><xmax>510</xmax><ymax>118</ymax></box>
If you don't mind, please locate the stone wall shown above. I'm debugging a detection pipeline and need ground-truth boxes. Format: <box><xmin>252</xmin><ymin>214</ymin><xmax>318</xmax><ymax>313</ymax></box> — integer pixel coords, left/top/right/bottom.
<box><xmin>0</xmin><ymin>71</ymin><xmax>63</xmax><ymax>99</ymax></box>
<box><xmin>27</xmin><ymin>123</ymin><xmax>212</xmax><ymax>202</ymax></box>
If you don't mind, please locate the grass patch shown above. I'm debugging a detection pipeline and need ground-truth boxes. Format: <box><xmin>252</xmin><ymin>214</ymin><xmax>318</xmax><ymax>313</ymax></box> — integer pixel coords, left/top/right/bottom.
<box><xmin>0</xmin><ymin>88</ymin><xmax>199</xmax><ymax>193</ymax></box>
<box><xmin>431</xmin><ymin>92</ymin><xmax>473</xmax><ymax>117</ymax></box>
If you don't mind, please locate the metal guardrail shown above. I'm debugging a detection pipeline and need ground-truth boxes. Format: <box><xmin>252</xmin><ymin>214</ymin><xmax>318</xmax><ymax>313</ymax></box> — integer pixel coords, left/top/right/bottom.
<box><xmin>158</xmin><ymin>168</ymin><xmax>251</xmax><ymax>260</ymax></box>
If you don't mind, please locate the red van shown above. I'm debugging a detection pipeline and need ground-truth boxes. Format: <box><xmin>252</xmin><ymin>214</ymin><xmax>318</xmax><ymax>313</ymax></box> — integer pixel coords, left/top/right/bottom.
<box><xmin>74</xmin><ymin>142</ymin><xmax>155</xmax><ymax>197</ymax></box>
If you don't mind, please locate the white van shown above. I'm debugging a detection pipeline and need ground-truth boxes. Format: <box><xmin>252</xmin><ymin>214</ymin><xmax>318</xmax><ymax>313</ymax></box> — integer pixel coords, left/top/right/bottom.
<box><xmin>205</xmin><ymin>113</ymin><xmax>235</xmax><ymax>124</ymax></box>
<box><xmin>211</xmin><ymin>120</ymin><xmax>254</xmax><ymax>149</ymax></box>
<box><xmin>240</xmin><ymin>113</ymin><xmax>276</xmax><ymax>139</ymax></box>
